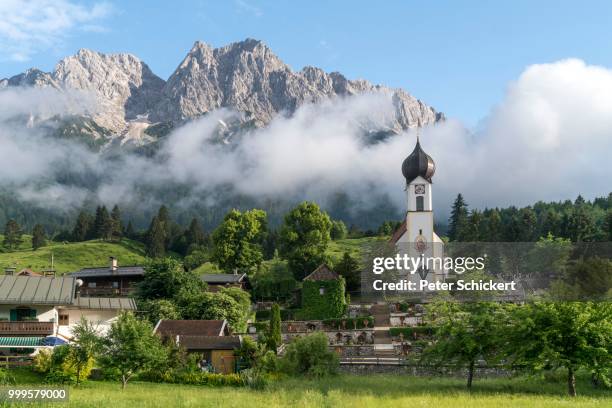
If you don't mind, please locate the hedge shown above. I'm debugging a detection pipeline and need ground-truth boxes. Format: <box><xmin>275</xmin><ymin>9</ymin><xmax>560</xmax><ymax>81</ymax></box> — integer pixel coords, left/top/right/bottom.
<box><xmin>146</xmin><ymin>371</ymin><xmax>245</xmax><ymax>386</ymax></box>
<box><xmin>322</xmin><ymin>316</ymin><xmax>374</xmax><ymax>330</ymax></box>
<box><xmin>389</xmin><ymin>326</ymin><xmax>434</xmax><ymax>337</ymax></box>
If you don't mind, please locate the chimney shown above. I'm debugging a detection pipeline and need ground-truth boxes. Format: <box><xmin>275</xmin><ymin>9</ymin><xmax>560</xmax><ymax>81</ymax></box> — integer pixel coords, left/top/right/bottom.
<box><xmin>233</xmin><ymin>268</ymin><xmax>238</xmax><ymax>275</ymax></box>
<box><xmin>109</xmin><ymin>257</ymin><xmax>118</xmax><ymax>274</ymax></box>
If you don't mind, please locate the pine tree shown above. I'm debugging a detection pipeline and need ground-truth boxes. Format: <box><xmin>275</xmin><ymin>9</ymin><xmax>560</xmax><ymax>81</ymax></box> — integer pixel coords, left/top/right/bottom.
<box><xmin>604</xmin><ymin>209</ymin><xmax>612</xmax><ymax>242</ymax></box>
<box><xmin>3</xmin><ymin>219</ymin><xmax>23</xmax><ymax>249</ymax></box>
<box><xmin>31</xmin><ymin>224</ymin><xmax>46</xmax><ymax>250</ymax></box>
<box><xmin>110</xmin><ymin>205</ymin><xmax>123</xmax><ymax>241</ymax></box>
<box><xmin>185</xmin><ymin>218</ymin><xmax>205</xmax><ymax>248</ymax></box>
<box><xmin>145</xmin><ymin>216</ymin><xmax>166</xmax><ymax>258</ymax></box>
<box><xmin>448</xmin><ymin>194</ymin><xmax>469</xmax><ymax>241</ymax></box>
<box><xmin>72</xmin><ymin>211</ymin><xmax>91</xmax><ymax>242</ymax></box>
<box><xmin>267</xmin><ymin>303</ymin><xmax>282</xmax><ymax>353</ymax></box>
<box><xmin>483</xmin><ymin>209</ymin><xmax>502</xmax><ymax>241</ymax></box>
<box><xmin>334</xmin><ymin>251</ymin><xmax>361</xmax><ymax>292</ymax></box>
<box><xmin>125</xmin><ymin>221</ymin><xmax>135</xmax><ymax>239</ymax></box>
<box><xmin>465</xmin><ymin>210</ymin><xmax>482</xmax><ymax>241</ymax></box>
<box><xmin>94</xmin><ymin>206</ymin><xmax>112</xmax><ymax>241</ymax></box>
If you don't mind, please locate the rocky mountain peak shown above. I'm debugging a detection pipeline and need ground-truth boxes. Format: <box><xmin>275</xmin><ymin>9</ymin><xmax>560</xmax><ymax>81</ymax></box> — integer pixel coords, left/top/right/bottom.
<box><xmin>3</xmin><ymin>38</ymin><xmax>443</xmax><ymax>147</ymax></box>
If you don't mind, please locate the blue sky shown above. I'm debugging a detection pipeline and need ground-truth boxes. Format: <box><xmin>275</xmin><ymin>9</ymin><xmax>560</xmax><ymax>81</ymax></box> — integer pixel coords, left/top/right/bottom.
<box><xmin>1</xmin><ymin>0</ymin><xmax>611</xmax><ymax>126</ymax></box>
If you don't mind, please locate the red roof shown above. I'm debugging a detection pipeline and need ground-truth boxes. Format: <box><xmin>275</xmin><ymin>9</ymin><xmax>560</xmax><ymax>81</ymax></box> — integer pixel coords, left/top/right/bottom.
<box><xmin>154</xmin><ymin>320</ymin><xmax>228</xmax><ymax>337</ymax></box>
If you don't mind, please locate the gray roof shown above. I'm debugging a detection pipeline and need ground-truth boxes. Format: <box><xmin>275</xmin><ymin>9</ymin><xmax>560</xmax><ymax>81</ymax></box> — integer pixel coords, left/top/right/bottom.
<box><xmin>201</xmin><ymin>273</ymin><xmax>246</xmax><ymax>284</ymax></box>
<box><xmin>70</xmin><ymin>266</ymin><xmax>145</xmax><ymax>278</ymax></box>
<box><xmin>72</xmin><ymin>297</ymin><xmax>137</xmax><ymax>310</ymax></box>
<box><xmin>0</xmin><ymin>275</ymin><xmax>75</xmax><ymax>305</ymax></box>
<box><xmin>177</xmin><ymin>335</ymin><xmax>241</xmax><ymax>350</ymax></box>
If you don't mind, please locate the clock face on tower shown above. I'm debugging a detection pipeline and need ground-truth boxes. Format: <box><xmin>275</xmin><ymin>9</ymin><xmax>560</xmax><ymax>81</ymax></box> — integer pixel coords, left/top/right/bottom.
<box><xmin>414</xmin><ymin>184</ymin><xmax>425</xmax><ymax>194</ymax></box>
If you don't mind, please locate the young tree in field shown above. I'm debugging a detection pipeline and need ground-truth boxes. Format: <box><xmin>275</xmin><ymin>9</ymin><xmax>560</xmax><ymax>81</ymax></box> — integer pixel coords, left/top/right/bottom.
<box><xmin>334</xmin><ymin>251</ymin><xmax>361</xmax><ymax>293</ymax></box>
<box><xmin>3</xmin><ymin>219</ymin><xmax>23</xmax><ymax>249</ymax></box>
<box><xmin>279</xmin><ymin>202</ymin><xmax>332</xmax><ymax>280</ymax></box>
<box><xmin>31</xmin><ymin>224</ymin><xmax>46</xmax><ymax>250</ymax></box>
<box><xmin>211</xmin><ymin>209</ymin><xmax>267</xmax><ymax>273</ymax></box>
<box><xmin>448</xmin><ymin>194</ymin><xmax>469</xmax><ymax>241</ymax></box>
<box><xmin>423</xmin><ymin>300</ymin><xmax>505</xmax><ymax>389</ymax></box>
<box><xmin>100</xmin><ymin>312</ymin><xmax>167</xmax><ymax>389</ymax></box>
<box><xmin>110</xmin><ymin>205</ymin><xmax>123</xmax><ymax>241</ymax></box>
<box><xmin>72</xmin><ymin>211</ymin><xmax>92</xmax><ymax>242</ymax></box>
<box><xmin>505</xmin><ymin>301</ymin><xmax>612</xmax><ymax>397</ymax></box>
<box><xmin>145</xmin><ymin>216</ymin><xmax>166</xmax><ymax>258</ymax></box>
<box><xmin>267</xmin><ymin>303</ymin><xmax>282</xmax><ymax>353</ymax></box>
<box><xmin>69</xmin><ymin>317</ymin><xmax>100</xmax><ymax>386</ymax></box>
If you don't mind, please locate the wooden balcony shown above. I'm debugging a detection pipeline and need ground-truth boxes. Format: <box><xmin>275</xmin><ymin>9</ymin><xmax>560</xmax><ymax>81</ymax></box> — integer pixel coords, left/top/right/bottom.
<box><xmin>78</xmin><ymin>287</ymin><xmax>134</xmax><ymax>297</ymax></box>
<box><xmin>0</xmin><ymin>321</ymin><xmax>54</xmax><ymax>335</ymax></box>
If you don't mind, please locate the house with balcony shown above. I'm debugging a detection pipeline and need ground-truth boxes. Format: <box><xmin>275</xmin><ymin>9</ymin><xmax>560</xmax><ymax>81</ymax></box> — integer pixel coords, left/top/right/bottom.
<box><xmin>69</xmin><ymin>257</ymin><xmax>144</xmax><ymax>297</ymax></box>
<box><xmin>0</xmin><ymin>274</ymin><xmax>136</xmax><ymax>352</ymax></box>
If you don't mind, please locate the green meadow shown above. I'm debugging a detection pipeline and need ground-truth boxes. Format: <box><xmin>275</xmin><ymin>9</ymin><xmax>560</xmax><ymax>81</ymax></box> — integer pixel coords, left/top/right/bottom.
<box><xmin>5</xmin><ymin>370</ymin><xmax>611</xmax><ymax>407</ymax></box>
<box><xmin>0</xmin><ymin>237</ymin><xmax>146</xmax><ymax>274</ymax></box>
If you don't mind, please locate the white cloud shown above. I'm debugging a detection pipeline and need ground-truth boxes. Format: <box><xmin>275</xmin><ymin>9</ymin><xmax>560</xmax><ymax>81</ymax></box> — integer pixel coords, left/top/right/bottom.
<box><xmin>0</xmin><ymin>59</ymin><xmax>610</xmax><ymax>222</ymax></box>
<box><xmin>0</xmin><ymin>0</ymin><xmax>113</xmax><ymax>62</ymax></box>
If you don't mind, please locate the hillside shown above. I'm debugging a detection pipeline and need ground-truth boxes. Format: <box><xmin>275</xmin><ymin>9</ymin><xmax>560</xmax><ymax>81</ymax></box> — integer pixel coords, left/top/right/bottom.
<box><xmin>0</xmin><ymin>238</ymin><xmax>146</xmax><ymax>275</ymax></box>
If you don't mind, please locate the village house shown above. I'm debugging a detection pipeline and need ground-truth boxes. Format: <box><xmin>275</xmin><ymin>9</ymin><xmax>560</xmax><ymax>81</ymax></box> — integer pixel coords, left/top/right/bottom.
<box><xmin>69</xmin><ymin>257</ymin><xmax>144</xmax><ymax>297</ymax></box>
<box><xmin>0</xmin><ymin>274</ymin><xmax>136</xmax><ymax>353</ymax></box>
<box><xmin>201</xmin><ymin>272</ymin><xmax>250</xmax><ymax>292</ymax></box>
<box><xmin>153</xmin><ymin>319</ymin><xmax>241</xmax><ymax>374</ymax></box>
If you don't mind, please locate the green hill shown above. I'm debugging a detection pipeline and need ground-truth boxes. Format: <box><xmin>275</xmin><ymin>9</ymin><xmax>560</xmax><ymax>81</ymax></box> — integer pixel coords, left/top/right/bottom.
<box><xmin>0</xmin><ymin>238</ymin><xmax>146</xmax><ymax>275</ymax></box>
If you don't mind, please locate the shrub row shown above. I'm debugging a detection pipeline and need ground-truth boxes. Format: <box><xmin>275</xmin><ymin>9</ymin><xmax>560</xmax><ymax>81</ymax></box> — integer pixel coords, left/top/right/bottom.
<box><xmin>146</xmin><ymin>371</ymin><xmax>245</xmax><ymax>386</ymax></box>
<box><xmin>322</xmin><ymin>316</ymin><xmax>374</xmax><ymax>330</ymax></box>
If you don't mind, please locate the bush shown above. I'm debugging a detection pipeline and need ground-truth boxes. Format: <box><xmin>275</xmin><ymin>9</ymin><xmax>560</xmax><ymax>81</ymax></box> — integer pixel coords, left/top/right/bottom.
<box><xmin>0</xmin><ymin>367</ymin><xmax>14</xmax><ymax>385</ymax></box>
<box><xmin>33</xmin><ymin>349</ymin><xmax>53</xmax><ymax>373</ymax></box>
<box><xmin>280</xmin><ymin>332</ymin><xmax>338</xmax><ymax>378</ymax></box>
<box><xmin>148</xmin><ymin>371</ymin><xmax>245</xmax><ymax>386</ymax></box>
<box><xmin>239</xmin><ymin>368</ymin><xmax>269</xmax><ymax>389</ymax></box>
<box><xmin>43</xmin><ymin>345</ymin><xmax>94</xmax><ymax>385</ymax></box>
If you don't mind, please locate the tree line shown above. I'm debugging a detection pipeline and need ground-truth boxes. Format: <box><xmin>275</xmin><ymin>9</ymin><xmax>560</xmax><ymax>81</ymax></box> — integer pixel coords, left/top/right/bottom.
<box><xmin>448</xmin><ymin>193</ymin><xmax>612</xmax><ymax>242</ymax></box>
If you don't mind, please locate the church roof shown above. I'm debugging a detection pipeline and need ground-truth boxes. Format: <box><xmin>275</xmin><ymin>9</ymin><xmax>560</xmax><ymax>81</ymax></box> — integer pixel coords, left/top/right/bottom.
<box><xmin>303</xmin><ymin>264</ymin><xmax>339</xmax><ymax>281</ymax></box>
<box><xmin>401</xmin><ymin>139</ymin><xmax>435</xmax><ymax>183</ymax></box>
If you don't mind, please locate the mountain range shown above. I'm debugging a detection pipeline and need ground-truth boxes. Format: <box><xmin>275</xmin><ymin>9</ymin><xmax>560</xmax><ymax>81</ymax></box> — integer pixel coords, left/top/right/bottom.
<box><xmin>0</xmin><ymin>38</ymin><xmax>443</xmax><ymax>148</ymax></box>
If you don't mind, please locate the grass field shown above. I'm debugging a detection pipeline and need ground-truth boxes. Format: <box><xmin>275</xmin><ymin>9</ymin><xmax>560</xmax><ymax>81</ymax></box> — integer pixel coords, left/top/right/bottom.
<box><xmin>0</xmin><ymin>238</ymin><xmax>146</xmax><ymax>274</ymax></box>
<box><xmin>6</xmin><ymin>370</ymin><xmax>611</xmax><ymax>407</ymax></box>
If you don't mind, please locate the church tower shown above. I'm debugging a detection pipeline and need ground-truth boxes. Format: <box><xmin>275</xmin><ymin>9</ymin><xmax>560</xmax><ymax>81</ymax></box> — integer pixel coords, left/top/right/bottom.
<box><xmin>392</xmin><ymin>135</ymin><xmax>445</xmax><ymax>283</ymax></box>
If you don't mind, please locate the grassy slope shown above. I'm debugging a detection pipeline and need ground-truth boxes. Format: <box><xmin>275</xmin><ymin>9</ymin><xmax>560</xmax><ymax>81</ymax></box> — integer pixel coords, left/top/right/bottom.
<box><xmin>0</xmin><ymin>238</ymin><xmax>146</xmax><ymax>274</ymax></box>
<box><xmin>8</xmin><ymin>370</ymin><xmax>611</xmax><ymax>407</ymax></box>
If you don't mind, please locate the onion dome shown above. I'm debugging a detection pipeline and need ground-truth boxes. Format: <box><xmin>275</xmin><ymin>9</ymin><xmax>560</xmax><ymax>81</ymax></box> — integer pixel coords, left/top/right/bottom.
<box><xmin>401</xmin><ymin>138</ymin><xmax>435</xmax><ymax>183</ymax></box>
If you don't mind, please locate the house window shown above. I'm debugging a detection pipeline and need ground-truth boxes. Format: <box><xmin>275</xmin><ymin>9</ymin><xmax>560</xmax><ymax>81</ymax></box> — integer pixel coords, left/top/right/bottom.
<box><xmin>112</xmin><ymin>281</ymin><xmax>119</xmax><ymax>288</ymax></box>
<box><xmin>58</xmin><ymin>314</ymin><xmax>69</xmax><ymax>326</ymax></box>
<box><xmin>319</xmin><ymin>287</ymin><xmax>325</xmax><ymax>295</ymax></box>
<box><xmin>416</xmin><ymin>196</ymin><xmax>424</xmax><ymax>211</ymax></box>
<box><xmin>87</xmin><ymin>282</ymin><xmax>96</xmax><ymax>288</ymax></box>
